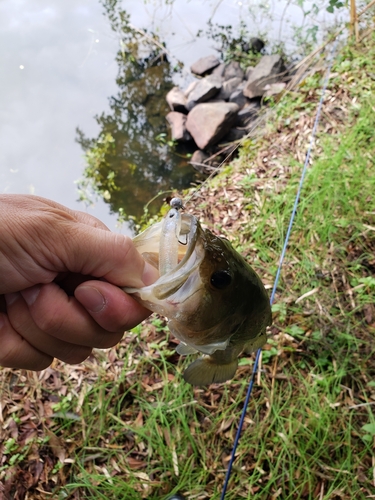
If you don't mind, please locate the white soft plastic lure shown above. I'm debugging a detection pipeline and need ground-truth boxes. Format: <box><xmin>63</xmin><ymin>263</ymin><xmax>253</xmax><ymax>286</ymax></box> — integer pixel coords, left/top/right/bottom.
<box><xmin>124</xmin><ymin>198</ymin><xmax>271</xmax><ymax>386</ymax></box>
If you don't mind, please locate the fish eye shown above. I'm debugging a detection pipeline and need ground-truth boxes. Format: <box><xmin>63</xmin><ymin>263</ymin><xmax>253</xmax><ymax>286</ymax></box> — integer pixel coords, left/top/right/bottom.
<box><xmin>210</xmin><ymin>270</ymin><xmax>232</xmax><ymax>289</ymax></box>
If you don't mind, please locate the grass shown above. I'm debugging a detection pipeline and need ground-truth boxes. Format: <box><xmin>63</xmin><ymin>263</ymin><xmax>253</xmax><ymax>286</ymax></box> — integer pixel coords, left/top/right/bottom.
<box><xmin>1</xmin><ymin>37</ymin><xmax>375</xmax><ymax>499</ymax></box>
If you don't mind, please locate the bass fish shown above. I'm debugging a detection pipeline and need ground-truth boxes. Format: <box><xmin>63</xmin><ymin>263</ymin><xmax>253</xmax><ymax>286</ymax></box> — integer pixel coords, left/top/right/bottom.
<box><xmin>124</xmin><ymin>198</ymin><xmax>272</xmax><ymax>386</ymax></box>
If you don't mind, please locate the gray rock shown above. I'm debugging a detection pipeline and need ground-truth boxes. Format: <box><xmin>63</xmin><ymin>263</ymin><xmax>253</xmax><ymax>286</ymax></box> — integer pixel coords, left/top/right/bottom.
<box><xmin>223</xmin><ymin>128</ymin><xmax>247</xmax><ymax>142</ymax></box>
<box><xmin>189</xmin><ymin>150</ymin><xmax>212</xmax><ymax>174</ymax></box>
<box><xmin>186</xmin><ymin>75</ymin><xmax>222</xmax><ymax>111</ymax></box>
<box><xmin>190</xmin><ymin>55</ymin><xmax>221</xmax><ymax>76</ymax></box>
<box><xmin>216</xmin><ymin>77</ymin><xmax>242</xmax><ymax>100</ymax></box>
<box><xmin>211</xmin><ymin>62</ymin><xmax>226</xmax><ymax>78</ymax></box>
<box><xmin>190</xmin><ymin>149</ymin><xmax>209</xmax><ymax>164</ymax></box>
<box><xmin>166</xmin><ymin>87</ymin><xmax>187</xmax><ymax>112</ymax></box>
<box><xmin>229</xmin><ymin>89</ymin><xmax>248</xmax><ymax>108</ymax></box>
<box><xmin>184</xmin><ymin>80</ymin><xmax>198</xmax><ymax>97</ymax></box>
<box><xmin>186</xmin><ymin>102</ymin><xmax>239</xmax><ymax>149</ymax></box>
<box><xmin>208</xmin><ymin>98</ymin><xmax>226</xmax><ymax>103</ymax></box>
<box><xmin>245</xmin><ymin>66</ymin><xmax>254</xmax><ymax>79</ymax></box>
<box><xmin>243</xmin><ymin>55</ymin><xmax>285</xmax><ymax>98</ymax></box>
<box><xmin>223</xmin><ymin>61</ymin><xmax>244</xmax><ymax>81</ymax></box>
<box><xmin>236</xmin><ymin>102</ymin><xmax>259</xmax><ymax>127</ymax></box>
<box><xmin>264</xmin><ymin>82</ymin><xmax>287</xmax><ymax>97</ymax></box>
<box><xmin>166</xmin><ymin>112</ymin><xmax>192</xmax><ymax>142</ymax></box>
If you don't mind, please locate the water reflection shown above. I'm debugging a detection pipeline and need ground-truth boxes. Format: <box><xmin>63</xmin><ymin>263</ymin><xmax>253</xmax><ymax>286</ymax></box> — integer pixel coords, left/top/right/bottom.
<box><xmin>0</xmin><ymin>0</ymin><xmax>339</xmax><ymax>231</ymax></box>
<box><xmin>77</xmin><ymin>1</ymin><xmax>197</xmax><ymax>223</ymax></box>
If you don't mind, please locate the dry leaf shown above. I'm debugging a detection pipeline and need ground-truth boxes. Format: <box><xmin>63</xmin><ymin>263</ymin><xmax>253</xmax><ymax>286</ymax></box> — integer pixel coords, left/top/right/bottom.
<box><xmin>46</xmin><ymin>429</ymin><xmax>66</xmax><ymax>463</ymax></box>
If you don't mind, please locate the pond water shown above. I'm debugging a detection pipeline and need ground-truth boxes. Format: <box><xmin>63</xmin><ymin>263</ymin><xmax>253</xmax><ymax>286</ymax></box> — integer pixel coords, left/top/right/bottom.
<box><xmin>0</xmin><ymin>0</ymin><xmax>341</xmax><ymax>233</ymax></box>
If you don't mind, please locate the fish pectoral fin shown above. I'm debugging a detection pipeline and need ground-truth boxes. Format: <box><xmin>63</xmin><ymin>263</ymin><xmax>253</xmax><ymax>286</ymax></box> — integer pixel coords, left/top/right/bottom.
<box><xmin>243</xmin><ymin>332</ymin><xmax>268</xmax><ymax>354</ymax></box>
<box><xmin>176</xmin><ymin>343</ymin><xmax>198</xmax><ymax>356</ymax></box>
<box><xmin>183</xmin><ymin>357</ymin><xmax>238</xmax><ymax>386</ymax></box>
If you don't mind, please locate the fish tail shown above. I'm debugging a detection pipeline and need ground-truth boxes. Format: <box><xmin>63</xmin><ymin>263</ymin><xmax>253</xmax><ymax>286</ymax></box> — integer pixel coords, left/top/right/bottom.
<box><xmin>183</xmin><ymin>356</ymin><xmax>238</xmax><ymax>386</ymax></box>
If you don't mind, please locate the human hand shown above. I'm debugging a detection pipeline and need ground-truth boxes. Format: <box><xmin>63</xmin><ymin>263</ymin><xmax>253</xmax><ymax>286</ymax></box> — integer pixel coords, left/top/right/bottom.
<box><xmin>0</xmin><ymin>195</ymin><xmax>158</xmax><ymax>370</ymax></box>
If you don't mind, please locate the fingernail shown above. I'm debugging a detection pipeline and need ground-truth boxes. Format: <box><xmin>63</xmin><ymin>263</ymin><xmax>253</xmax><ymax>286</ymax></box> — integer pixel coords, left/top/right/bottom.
<box><xmin>5</xmin><ymin>292</ymin><xmax>21</xmax><ymax>306</ymax></box>
<box><xmin>142</xmin><ymin>261</ymin><xmax>159</xmax><ymax>286</ymax></box>
<box><xmin>75</xmin><ymin>286</ymin><xmax>106</xmax><ymax>313</ymax></box>
<box><xmin>21</xmin><ymin>285</ymin><xmax>42</xmax><ymax>306</ymax></box>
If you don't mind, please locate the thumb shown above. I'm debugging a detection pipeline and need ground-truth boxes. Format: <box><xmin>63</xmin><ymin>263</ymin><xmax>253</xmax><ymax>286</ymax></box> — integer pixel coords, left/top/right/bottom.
<box><xmin>61</xmin><ymin>225</ymin><xmax>159</xmax><ymax>288</ymax></box>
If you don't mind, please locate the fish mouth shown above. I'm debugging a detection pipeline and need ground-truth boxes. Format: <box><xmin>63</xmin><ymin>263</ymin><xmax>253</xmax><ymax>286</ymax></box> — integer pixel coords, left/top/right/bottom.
<box><xmin>123</xmin><ymin>213</ymin><xmax>206</xmax><ymax>316</ymax></box>
<box><xmin>151</xmin><ymin>213</ymin><xmax>204</xmax><ymax>301</ymax></box>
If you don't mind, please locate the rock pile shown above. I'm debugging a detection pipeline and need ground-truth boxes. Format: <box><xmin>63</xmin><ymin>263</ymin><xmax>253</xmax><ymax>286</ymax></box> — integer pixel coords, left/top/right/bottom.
<box><xmin>165</xmin><ymin>50</ymin><xmax>288</xmax><ymax>174</ymax></box>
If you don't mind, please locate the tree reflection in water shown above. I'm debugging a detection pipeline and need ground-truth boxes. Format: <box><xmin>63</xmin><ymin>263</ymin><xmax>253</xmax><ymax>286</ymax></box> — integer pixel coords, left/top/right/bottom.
<box><xmin>76</xmin><ymin>0</ymin><xmax>196</xmax><ymax>226</ymax></box>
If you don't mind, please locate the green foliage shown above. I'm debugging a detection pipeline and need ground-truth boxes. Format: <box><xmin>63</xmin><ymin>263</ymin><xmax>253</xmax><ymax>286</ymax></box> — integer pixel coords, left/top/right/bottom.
<box><xmin>199</xmin><ymin>20</ymin><xmax>266</xmax><ymax>66</ymax></box>
<box><xmin>155</xmin><ymin>132</ymin><xmax>178</xmax><ymax>148</ymax></box>
<box><xmin>77</xmin><ymin>133</ymin><xmax>117</xmax><ymax>205</ymax></box>
<box><xmin>326</xmin><ymin>0</ymin><xmax>346</xmax><ymax>13</ymax></box>
<box><xmin>361</xmin><ymin>423</ymin><xmax>375</xmax><ymax>443</ymax></box>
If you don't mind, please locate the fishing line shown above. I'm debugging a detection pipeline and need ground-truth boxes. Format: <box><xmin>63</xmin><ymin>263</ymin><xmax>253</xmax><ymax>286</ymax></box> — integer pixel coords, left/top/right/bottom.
<box><xmin>220</xmin><ymin>39</ymin><xmax>339</xmax><ymax>500</ymax></box>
